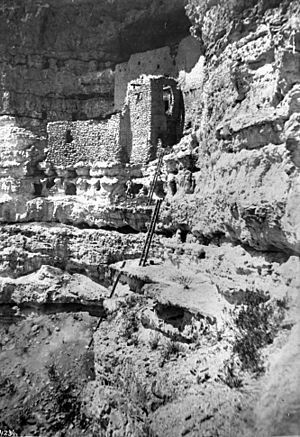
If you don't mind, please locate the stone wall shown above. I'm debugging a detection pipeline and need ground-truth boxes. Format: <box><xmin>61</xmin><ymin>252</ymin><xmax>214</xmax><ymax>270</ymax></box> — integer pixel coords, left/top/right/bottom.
<box><xmin>114</xmin><ymin>46</ymin><xmax>177</xmax><ymax>111</ymax></box>
<box><xmin>46</xmin><ymin>114</ymin><xmax>125</xmax><ymax>169</ymax></box>
<box><xmin>125</xmin><ymin>78</ymin><xmax>154</xmax><ymax>165</ymax></box>
<box><xmin>124</xmin><ymin>76</ymin><xmax>184</xmax><ymax>165</ymax></box>
<box><xmin>0</xmin><ymin>0</ymin><xmax>189</xmax><ymax>129</ymax></box>
<box><xmin>114</xmin><ymin>36</ymin><xmax>202</xmax><ymax>112</ymax></box>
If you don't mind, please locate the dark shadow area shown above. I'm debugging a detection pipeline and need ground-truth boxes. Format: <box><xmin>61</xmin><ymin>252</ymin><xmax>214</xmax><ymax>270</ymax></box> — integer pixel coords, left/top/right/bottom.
<box><xmin>0</xmin><ymin>303</ymin><xmax>105</xmax><ymax>322</ymax></box>
<box><xmin>65</xmin><ymin>129</ymin><xmax>73</xmax><ymax>143</ymax></box>
<box><xmin>119</xmin><ymin>9</ymin><xmax>191</xmax><ymax>63</ymax></box>
<box><xmin>119</xmin><ymin>106</ymin><xmax>132</xmax><ymax>163</ymax></box>
<box><xmin>100</xmin><ymin>224</ymin><xmax>140</xmax><ymax>234</ymax></box>
<box><xmin>155</xmin><ymin>303</ymin><xmax>186</xmax><ymax>330</ymax></box>
<box><xmin>33</xmin><ymin>182</ymin><xmax>43</xmax><ymax>196</ymax></box>
<box><xmin>64</xmin><ymin>182</ymin><xmax>77</xmax><ymax>195</ymax></box>
<box><xmin>239</xmin><ymin>242</ymin><xmax>292</xmax><ymax>264</ymax></box>
<box><xmin>166</xmin><ymin>89</ymin><xmax>185</xmax><ymax>146</ymax></box>
<box><xmin>46</xmin><ymin>177</ymin><xmax>55</xmax><ymax>190</ymax></box>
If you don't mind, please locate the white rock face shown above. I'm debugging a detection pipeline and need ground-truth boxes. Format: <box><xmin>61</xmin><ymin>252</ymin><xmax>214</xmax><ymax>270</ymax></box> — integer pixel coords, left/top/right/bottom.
<box><xmin>0</xmin><ymin>3</ymin><xmax>299</xmax><ymax>437</ymax></box>
<box><xmin>0</xmin><ymin>223</ymin><xmax>152</xmax><ymax>280</ymax></box>
<box><xmin>0</xmin><ymin>265</ymin><xmax>108</xmax><ymax>308</ymax></box>
<box><xmin>162</xmin><ymin>1</ymin><xmax>300</xmax><ymax>254</ymax></box>
<box><xmin>0</xmin><ymin>116</ymin><xmax>46</xmax><ymax>220</ymax></box>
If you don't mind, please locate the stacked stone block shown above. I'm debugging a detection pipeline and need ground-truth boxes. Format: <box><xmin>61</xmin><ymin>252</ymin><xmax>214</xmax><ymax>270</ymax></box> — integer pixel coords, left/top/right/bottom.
<box><xmin>125</xmin><ymin>79</ymin><xmax>154</xmax><ymax>165</ymax></box>
<box><xmin>46</xmin><ymin>75</ymin><xmax>183</xmax><ymax>169</ymax></box>
<box><xmin>46</xmin><ymin>114</ymin><xmax>124</xmax><ymax>169</ymax></box>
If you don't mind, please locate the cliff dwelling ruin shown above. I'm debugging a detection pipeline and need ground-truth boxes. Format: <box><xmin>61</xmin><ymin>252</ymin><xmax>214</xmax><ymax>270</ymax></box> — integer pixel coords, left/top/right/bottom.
<box><xmin>47</xmin><ymin>75</ymin><xmax>184</xmax><ymax>168</ymax></box>
<box><xmin>45</xmin><ymin>46</ymin><xmax>191</xmax><ymax>199</ymax></box>
<box><xmin>0</xmin><ymin>1</ymin><xmax>299</xmax><ymax>436</ymax></box>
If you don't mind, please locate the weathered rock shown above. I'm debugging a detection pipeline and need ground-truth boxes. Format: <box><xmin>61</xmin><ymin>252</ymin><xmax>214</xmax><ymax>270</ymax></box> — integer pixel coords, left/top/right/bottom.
<box><xmin>0</xmin><ymin>2</ymin><xmax>299</xmax><ymax>436</ymax></box>
<box><xmin>161</xmin><ymin>0</ymin><xmax>300</xmax><ymax>254</ymax></box>
<box><xmin>0</xmin><ymin>0</ymin><xmax>189</xmax><ymax>124</ymax></box>
<box><xmin>7</xmin><ymin>197</ymin><xmax>152</xmax><ymax>231</ymax></box>
<box><xmin>0</xmin><ymin>223</ymin><xmax>153</xmax><ymax>281</ymax></box>
<box><xmin>0</xmin><ymin>265</ymin><xmax>108</xmax><ymax>310</ymax></box>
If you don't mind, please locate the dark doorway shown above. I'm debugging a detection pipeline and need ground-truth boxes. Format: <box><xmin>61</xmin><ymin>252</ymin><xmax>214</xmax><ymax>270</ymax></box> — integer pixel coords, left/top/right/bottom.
<box><xmin>64</xmin><ymin>182</ymin><xmax>77</xmax><ymax>195</ymax></box>
<box><xmin>33</xmin><ymin>182</ymin><xmax>43</xmax><ymax>196</ymax></box>
<box><xmin>65</xmin><ymin>129</ymin><xmax>73</xmax><ymax>143</ymax></box>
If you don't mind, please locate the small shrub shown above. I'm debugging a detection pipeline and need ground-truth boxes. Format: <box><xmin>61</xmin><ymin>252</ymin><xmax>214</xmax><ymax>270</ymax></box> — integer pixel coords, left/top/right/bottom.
<box><xmin>171</xmin><ymin>273</ymin><xmax>193</xmax><ymax>290</ymax></box>
<box><xmin>0</xmin><ymin>376</ymin><xmax>16</xmax><ymax>396</ymax></box>
<box><xmin>222</xmin><ymin>359</ymin><xmax>243</xmax><ymax>389</ymax></box>
<box><xmin>132</xmin><ymin>377</ymin><xmax>149</xmax><ymax>408</ymax></box>
<box><xmin>229</xmin><ymin>293</ymin><xmax>285</xmax><ymax>375</ymax></box>
<box><xmin>161</xmin><ymin>339</ymin><xmax>183</xmax><ymax>361</ymax></box>
<box><xmin>46</xmin><ymin>362</ymin><xmax>90</xmax><ymax>432</ymax></box>
<box><xmin>149</xmin><ymin>332</ymin><xmax>160</xmax><ymax>350</ymax></box>
<box><xmin>125</xmin><ymin>293</ymin><xmax>140</xmax><ymax>309</ymax></box>
<box><xmin>122</xmin><ymin>312</ymin><xmax>139</xmax><ymax>342</ymax></box>
<box><xmin>276</xmin><ymin>294</ymin><xmax>289</xmax><ymax>310</ymax></box>
<box><xmin>18</xmin><ymin>344</ymin><xmax>29</xmax><ymax>356</ymax></box>
<box><xmin>169</xmin><ymin>254</ymin><xmax>181</xmax><ymax>269</ymax></box>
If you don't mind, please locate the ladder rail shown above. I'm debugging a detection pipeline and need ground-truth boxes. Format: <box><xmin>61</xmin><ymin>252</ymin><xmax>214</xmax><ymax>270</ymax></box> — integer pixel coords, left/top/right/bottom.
<box><xmin>139</xmin><ymin>199</ymin><xmax>161</xmax><ymax>266</ymax></box>
<box><xmin>139</xmin><ymin>216</ymin><xmax>155</xmax><ymax>266</ymax></box>
<box><xmin>109</xmin><ymin>261</ymin><xmax>126</xmax><ymax>298</ymax></box>
<box><xmin>141</xmin><ymin>199</ymin><xmax>161</xmax><ymax>266</ymax></box>
<box><xmin>139</xmin><ymin>200</ymin><xmax>160</xmax><ymax>265</ymax></box>
<box><xmin>148</xmin><ymin>152</ymin><xmax>163</xmax><ymax>205</ymax></box>
<box><xmin>87</xmin><ymin>263</ymin><xmax>126</xmax><ymax>349</ymax></box>
<box><xmin>150</xmin><ymin>154</ymin><xmax>162</xmax><ymax>202</ymax></box>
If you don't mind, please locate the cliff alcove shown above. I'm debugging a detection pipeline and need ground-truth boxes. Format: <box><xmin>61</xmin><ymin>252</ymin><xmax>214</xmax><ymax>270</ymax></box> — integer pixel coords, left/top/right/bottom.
<box><xmin>0</xmin><ymin>1</ymin><xmax>299</xmax><ymax>436</ymax></box>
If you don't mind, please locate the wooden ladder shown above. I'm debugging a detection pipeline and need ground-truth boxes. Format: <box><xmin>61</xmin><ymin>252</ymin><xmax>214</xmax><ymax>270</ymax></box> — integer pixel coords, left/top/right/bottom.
<box><xmin>139</xmin><ymin>199</ymin><xmax>162</xmax><ymax>266</ymax></box>
<box><xmin>147</xmin><ymin>151</ymin><xmax>164</xmax><ymax>205</ymax></box>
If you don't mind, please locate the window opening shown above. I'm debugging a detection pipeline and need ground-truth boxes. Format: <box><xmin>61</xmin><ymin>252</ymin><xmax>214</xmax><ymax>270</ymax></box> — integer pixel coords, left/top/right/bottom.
<box><xmin>163</xmin><ymin>86</ymin><xmax>174</xmax><ymax>115</ymax></box>
<box><xmin>65</xmin><ymin>129</ymin><xmax>73</xmax><ymax>143</ymax></box>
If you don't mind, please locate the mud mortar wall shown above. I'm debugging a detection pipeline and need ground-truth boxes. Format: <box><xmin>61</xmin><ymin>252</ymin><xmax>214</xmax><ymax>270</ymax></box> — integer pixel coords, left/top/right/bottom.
<box><xmin>125</xmin><ymin>76</ymin><xmax>184</xmax><ymax>165</ymax></box>
<box><xmin>114</xmin><ymin>46</ymin><xmax>177</xmax><ymax>111</ymax></box>
<box><xmin>126</xmin><ymin>80</ymin><xmax>153</xmax><ymax>165</ymax></box>
<box><xmin>46</xmin><ymin>115</ymin><xmax>124</xmax><ymax>168</ymax></box>
<box><xmin>114</xmin><ymin>36</ymin><xmax>203</xmax><ymax>114</ymax></box>
<box><xmin>0</xmin><ymin>0</ymin><xmax>189</xmax><ymax>127</ymax></box>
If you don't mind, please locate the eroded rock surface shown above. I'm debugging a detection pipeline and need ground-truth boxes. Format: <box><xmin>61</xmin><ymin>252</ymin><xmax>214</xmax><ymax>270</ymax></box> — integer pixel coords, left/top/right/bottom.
<box><xmin>162</xmin><ymin>0</ymin><xmax>300</xmax><ymax>254</ymax></box>
<box><xmin>0</xmin><ymin>223</ymin><xmax>153</xmax><ymax>281</ymax></box>
<box><xmin>0</xmin><ymin>1</ymin><xmax>299</xmax><ymax>436</ymax></box>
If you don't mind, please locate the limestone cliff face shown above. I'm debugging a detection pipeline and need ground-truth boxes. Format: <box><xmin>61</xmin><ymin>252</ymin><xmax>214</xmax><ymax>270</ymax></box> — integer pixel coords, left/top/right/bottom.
<box><xmin>0</xmin><ymin>0</ymin><xmax>300</xmax><ymax>254</ymax></box>
<box><xmin>162</xmin><ymin>0</ymin><xmax>300</xmax><ymax>254</ymax></box>
<box><xmin>0</xmin><ymin>0</ymin><xmax>189</xmax><ymax>228</ymax></box>
<box><xmin>0</xmin><ymin>4</ymin><xmax>300</xmax><ymax>436</ymax></box>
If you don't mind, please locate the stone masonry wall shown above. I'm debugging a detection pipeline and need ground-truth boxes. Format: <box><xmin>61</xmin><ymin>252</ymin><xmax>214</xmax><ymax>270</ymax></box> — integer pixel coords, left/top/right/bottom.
<box><xmin>150</xmin><ymin>79</ymin><xmax>167</xmax><ymax>148</ymax></box>
<box><xmin>0</xmin><ymin>0</ymin><xmax>189</xmax><ymax>128</ymax></box>
<box><xmin>0</xmin><ymin>0</ymin><xmax>190</xmax><ymax>222</ymax></box>
<box><xmin>114</xmin><ymin>46</ymin><xmax>176</xmax><ymax>111</ymax></box>
<box><xmin>46</xmin><ymin>75</ymin><xmax>183</xmax><ymax>170</ymax></box>
<box><xmin>125</xmin><ymin>79</ymin><xmax>153</xmax><ymax>165</ymax></box>
<box><xmin>125</xmin><ymin>76</ymin><xmax>182</xmax><ymax>165</ymax></box>
<box><xmin>0</xmin><ymin>116</ymin><xmax>45</xmax><ymax>195</ymax></box>
<box><xmin>114</xmin><ymin>36</ymin><xmax>202</xmax><ymax>113</ymax></box>
<box><xmin>46</xmin><ymin>114</ymin><xmax>124</xmax><ymax>169</ymax></box>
